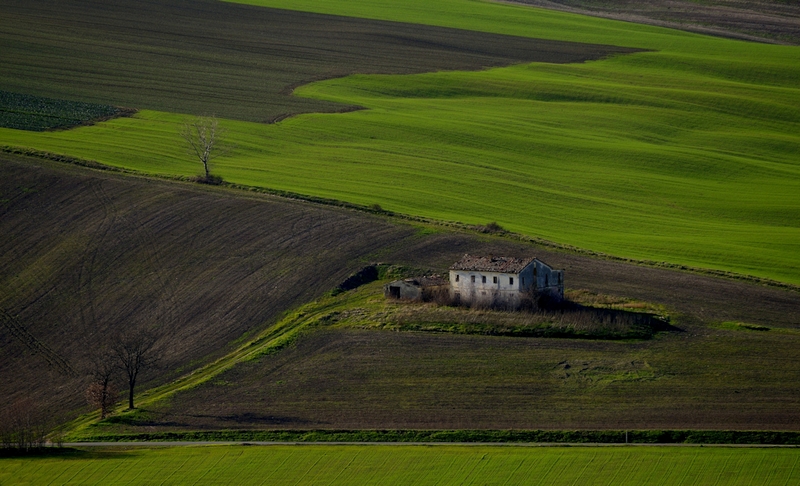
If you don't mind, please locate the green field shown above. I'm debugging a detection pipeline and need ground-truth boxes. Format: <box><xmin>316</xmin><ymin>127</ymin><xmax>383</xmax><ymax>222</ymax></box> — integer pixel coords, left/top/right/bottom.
<box><xmin>2</xmin><ymin>445</ymin><xmax>799</xmax><ymax>485</ymax></box>
<box><xmin>2</xmin><ymin>0</ymin><xmax>798</xmax><ymax>284</ymax></box>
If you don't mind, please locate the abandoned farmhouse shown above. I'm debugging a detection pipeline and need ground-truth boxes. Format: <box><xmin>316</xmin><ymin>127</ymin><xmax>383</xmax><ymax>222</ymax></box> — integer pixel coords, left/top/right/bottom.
<box><xmin>385</xmin><ymin>254</ymin><xmax>564</xmax><ymax>308</ymax></box>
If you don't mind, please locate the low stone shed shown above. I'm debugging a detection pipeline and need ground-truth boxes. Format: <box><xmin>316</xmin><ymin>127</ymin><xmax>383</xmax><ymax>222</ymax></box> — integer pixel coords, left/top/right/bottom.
<box><xmin>384</xmin><ymin>275</ymin><xmax>448</xmax><ymax>301</ymax></box>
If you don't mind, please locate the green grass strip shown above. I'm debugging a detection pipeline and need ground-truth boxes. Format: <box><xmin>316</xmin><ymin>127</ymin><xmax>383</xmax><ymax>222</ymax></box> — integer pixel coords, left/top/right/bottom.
<box><xmin>3</xmin><ymin>444</ymin><xmax>800</xmax><ymax>485</ymax></box>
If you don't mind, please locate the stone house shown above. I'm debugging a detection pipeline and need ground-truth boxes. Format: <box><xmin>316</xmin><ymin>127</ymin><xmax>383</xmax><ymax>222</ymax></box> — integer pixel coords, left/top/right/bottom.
<box><xmin>384</xmin><ymin>275</ymin><xmax>448</xmax><ymax>301</ymax></box>
<box><xmin>449</xmin><ymin>254</ymin><xmax>563</xmax><ymax>308</ymax></box>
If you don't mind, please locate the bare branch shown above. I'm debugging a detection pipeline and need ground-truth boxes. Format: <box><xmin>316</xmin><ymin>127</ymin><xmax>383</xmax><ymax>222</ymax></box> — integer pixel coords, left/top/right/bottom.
<box><xmin>180</xmin><ymin>115</ymin><xmax>230</xmax><ymax>183</ymax></box>
<box><xmin>111</xmin><ymin>329</ymin><xmax>162</xmax><ymax>410</ymax></box>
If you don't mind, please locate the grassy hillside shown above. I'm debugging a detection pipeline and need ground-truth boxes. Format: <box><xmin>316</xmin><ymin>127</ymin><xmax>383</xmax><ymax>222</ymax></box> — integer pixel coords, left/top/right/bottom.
<box><xmin>2</xmin><ymin>0</ymin><xmax>798</xmax><ymax>283</ymax></box>
<box><xmin>3</xmin><ymin>444</ymin><xmax>800</xmax><ymax>485</ymax></box>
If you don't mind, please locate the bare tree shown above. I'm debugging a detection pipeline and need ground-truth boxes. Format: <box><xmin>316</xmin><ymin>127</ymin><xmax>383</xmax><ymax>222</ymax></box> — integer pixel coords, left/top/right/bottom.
<box><xmin>180</xmin><ymin>115</ymin><xmax>229</xmax><ymax>184</ymax></box>
<box><xmin>0</xmin><ymin>398</ymin><xmax>49</xmax><ymax>452</ymax></box>
<box><xmin>84</xmin><ymin>347</ymin><xmax>119</xmax><ymax>419</ymax></box>
<box><xmin>85</xmin><ymin>381</ymin><xmax>118</xmax><ymax>420</ymax></box>
<box><xmin>112</xmin><ymin>330</ymin><xmax>161</xmax><ymax>410</ymax></box>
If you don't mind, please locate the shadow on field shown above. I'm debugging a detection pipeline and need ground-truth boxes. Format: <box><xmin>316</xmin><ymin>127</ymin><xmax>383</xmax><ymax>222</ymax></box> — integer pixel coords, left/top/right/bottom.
<box><xmin>0</xmin><ymin>447</ymin><xmax>135</xmax><ymax>459</ymax></box>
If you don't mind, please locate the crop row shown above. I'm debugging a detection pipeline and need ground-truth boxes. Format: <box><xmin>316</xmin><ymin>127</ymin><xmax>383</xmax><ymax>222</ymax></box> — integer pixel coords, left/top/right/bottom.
<box><xmin>0</xmin><ymin>91</ymin><xmax>123</xmax><ymax>131</ymax></box>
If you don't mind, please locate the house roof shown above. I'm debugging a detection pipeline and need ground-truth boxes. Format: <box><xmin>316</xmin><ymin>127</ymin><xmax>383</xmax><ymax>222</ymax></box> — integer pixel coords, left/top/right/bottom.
<box><xmin>450</xmin><ymin>254</ymin><xmax>534</xmax><ymax>273</ymax></box>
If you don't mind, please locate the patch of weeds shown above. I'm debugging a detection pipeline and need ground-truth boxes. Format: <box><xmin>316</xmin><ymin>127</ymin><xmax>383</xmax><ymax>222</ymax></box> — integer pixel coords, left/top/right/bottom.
<box><xmin>553</xmin><ymin>359</ymin><xmax>660</xmax><ymax>388</ymax></box>
<box><xmin>190</xmin><ymin>174</ymin><xmax>224</xmax><ymax>185</ymax></box>
<box><xmin>412</xmin><ymin>224</ymin><xmax>443</xmax><ymax>236</ymax></box>
<box><xmin>473</xmin><ymin>221</ymin><xmax>505</xmax><ymax>234</ymax></box>
<box><xmin>567</xmin><ymin>289</ymin><xmax>668</xmax><ymax>317</ymax></box>
<box><xmin>354</xmin><ymin>297</ymin><xmax>674</xmax><ymax>341</ymax></box>
<box><xmin>96</xmin><ymin>408</ymin><xmax>152</xmax><ymax>427</ymax></box>
<box><xmin>715</xmin><ymin>321</ymin><xmax>771</xmax><ymax>332</ymax></box>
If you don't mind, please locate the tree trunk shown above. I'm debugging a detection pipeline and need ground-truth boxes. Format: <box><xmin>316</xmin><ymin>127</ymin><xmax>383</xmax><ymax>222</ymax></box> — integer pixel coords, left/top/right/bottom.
<box><xmin>128</xmin><ymin>377</ymin><xmax>135</xmax><ymax>409</ymax></box>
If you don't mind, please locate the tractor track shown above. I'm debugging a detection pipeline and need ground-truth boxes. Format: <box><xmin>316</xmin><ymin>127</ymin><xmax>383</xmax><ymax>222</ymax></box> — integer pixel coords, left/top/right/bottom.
<box><xmin>0</xmin><ymin>307</ymin><xmax>77</xmax><ymax>377</ymax></box>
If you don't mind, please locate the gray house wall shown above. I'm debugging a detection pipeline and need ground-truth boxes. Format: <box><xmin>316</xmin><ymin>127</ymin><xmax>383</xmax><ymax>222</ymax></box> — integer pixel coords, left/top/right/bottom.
<box><xmin>449</xmin><ymin>259</ymin><xmax>563</xmax><ymax>308</ymax></box>
<box><xmin>532</xmin><ymin>260</ymin><xmax>564</xmax><ymax>298</ymax></box>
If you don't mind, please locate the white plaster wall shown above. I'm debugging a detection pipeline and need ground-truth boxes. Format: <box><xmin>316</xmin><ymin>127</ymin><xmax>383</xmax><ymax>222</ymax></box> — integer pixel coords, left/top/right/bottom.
<box><xmin>450</xmin><ymin>269</ymin><xmax>526</xmax><ymax>305</ymax></box>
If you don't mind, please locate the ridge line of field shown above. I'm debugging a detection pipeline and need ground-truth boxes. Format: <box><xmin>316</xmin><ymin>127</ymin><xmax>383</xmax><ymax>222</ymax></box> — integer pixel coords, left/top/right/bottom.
<box><xmin>58</xmin><ymin>442</ymin><xmax>800</xmax><ymax>448</ymax></box>
<box><xmin>5</xmin><ymin>146</ymin><xmax>798</xmax><ymax>294</ymax></box>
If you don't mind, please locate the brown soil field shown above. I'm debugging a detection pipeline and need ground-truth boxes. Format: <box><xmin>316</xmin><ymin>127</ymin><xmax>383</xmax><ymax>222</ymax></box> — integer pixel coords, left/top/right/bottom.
<box><xmin>4</xmin><ymin>155</ymin><xmax>798</xmax><ymax>430</ymax></box>
<box><xmin>151</xmin><ymin>326</ymin><xmax>800</xmax><ymax>430</ymax></box>
<box><xmin>0</xmin><ymin>0</ymin><xmax>636</xmax><ymax>124</ymax></box>
<box><xmin>0</xmin><ymin>154</ymin><xmax>415</xmax><ymax>417</ymax></box>
<box><xmin>509</xmin><ymin>0</ymin><xmax>800</xmax><ymax>44</ymax></box>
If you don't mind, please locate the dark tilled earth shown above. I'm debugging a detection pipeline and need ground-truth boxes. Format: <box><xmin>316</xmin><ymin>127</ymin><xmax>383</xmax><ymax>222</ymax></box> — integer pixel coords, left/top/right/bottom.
<box><xmin>0</xmin><ymin>0</ymin><xmax>637</xmax><ymax>124</ymax></box>
<box><xmin>155</xmin><ymin>326</ymin><xmax>800</xmax><ymax>430</ymax></box>
<box><xmin>3</xmin><ymin>155</ymin><xmax>799</xmax><ymax>430</ymax></box>
<box><xmin>510</xmin><ymin>0</ymin><xmax>800</xmax><ymax>44</ymax></box>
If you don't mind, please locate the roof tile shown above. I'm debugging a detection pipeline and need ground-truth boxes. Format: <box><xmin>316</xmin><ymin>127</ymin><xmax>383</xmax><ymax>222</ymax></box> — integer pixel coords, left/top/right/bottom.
<box><xmin>450</xmin><ymin>254</ymin><xmax>534</xmax><ymax>273</ymax></box>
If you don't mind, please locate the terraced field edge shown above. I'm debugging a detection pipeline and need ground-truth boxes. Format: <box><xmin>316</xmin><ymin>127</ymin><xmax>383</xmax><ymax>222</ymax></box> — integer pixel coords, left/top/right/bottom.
<box><xmin>72</xmin><ymin>429</ymin><xmax>800</xmax><ymax>445</ymax></box>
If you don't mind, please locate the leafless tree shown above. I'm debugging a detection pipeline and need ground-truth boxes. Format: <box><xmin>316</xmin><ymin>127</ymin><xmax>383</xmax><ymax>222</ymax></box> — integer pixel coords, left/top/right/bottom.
<box><xmin>180</xmin><ymin>115</ymin><xmax>230</xmax><ymax>183</ymax></box>
<box><xmin>85</xmin><ymin>382</ymin><xmax>118</xmax><ymax>419</ymax></box>
<box><xmin>0</xmin><ymin>398</ymin><xmax>49</xmax><ymax>452</ymax></box>
<box><xmin>112</xmin><ymin>330</ymin><xmax>161</xmax><ymax>410</ymax></box>
<box><xmin>84</xmin><ymin>347</ymin><xmax>118</xmax><ymax>418</ymax></box>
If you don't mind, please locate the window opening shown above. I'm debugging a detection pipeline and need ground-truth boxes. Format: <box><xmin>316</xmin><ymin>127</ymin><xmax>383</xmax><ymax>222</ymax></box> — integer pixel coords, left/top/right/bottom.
<box><xmin>509</xmin><ymin>277</ymin><xmax>514</xmax><ymax>285</ymax></box>
<box><xmin>482</xmin><ymin>276</ymin><xmax>486</xmax><ymax>283</ymax></box>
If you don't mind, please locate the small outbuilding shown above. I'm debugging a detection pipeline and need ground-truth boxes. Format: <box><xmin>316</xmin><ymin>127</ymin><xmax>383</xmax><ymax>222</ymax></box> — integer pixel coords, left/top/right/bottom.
<box><xmin>384</xmin><ymin>275</ymin><xmax>448</xmax><ymax>301</ymax></box>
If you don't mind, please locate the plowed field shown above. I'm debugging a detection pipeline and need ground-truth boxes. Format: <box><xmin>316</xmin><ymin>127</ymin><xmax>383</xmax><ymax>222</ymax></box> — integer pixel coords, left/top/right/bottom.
<box><xmin>0</xmin><ymin>0</ymin><xmax>632</xmax><ymax>123</ymax></box>
<box><xmin>4</xmin><ymin>156</ymin><xmax>799</xmax><ymax>430</ymax></box>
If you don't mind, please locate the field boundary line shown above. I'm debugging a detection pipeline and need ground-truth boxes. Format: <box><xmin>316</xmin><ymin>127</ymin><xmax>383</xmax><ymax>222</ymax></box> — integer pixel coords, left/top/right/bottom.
<box><xmin>59</xmin><ymin>442</ymin><xmax>800</xmax><ymax>448</ymax></box>
<box><xmin>4</xmin><ymin>146</ymin><xmax>799</xmax><ymax>294</ymax></box>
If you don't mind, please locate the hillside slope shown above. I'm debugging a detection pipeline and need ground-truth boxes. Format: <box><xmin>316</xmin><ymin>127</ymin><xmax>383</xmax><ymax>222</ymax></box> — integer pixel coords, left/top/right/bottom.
<box><xmin>3</xmin><ymin>155</ymin><xmax>799</xmax><ymax>430</ymax></box>
<box><xmin>0</xmin><ymin>154</ymin><xmax>417</xmax><ymax>416</ymax></box>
